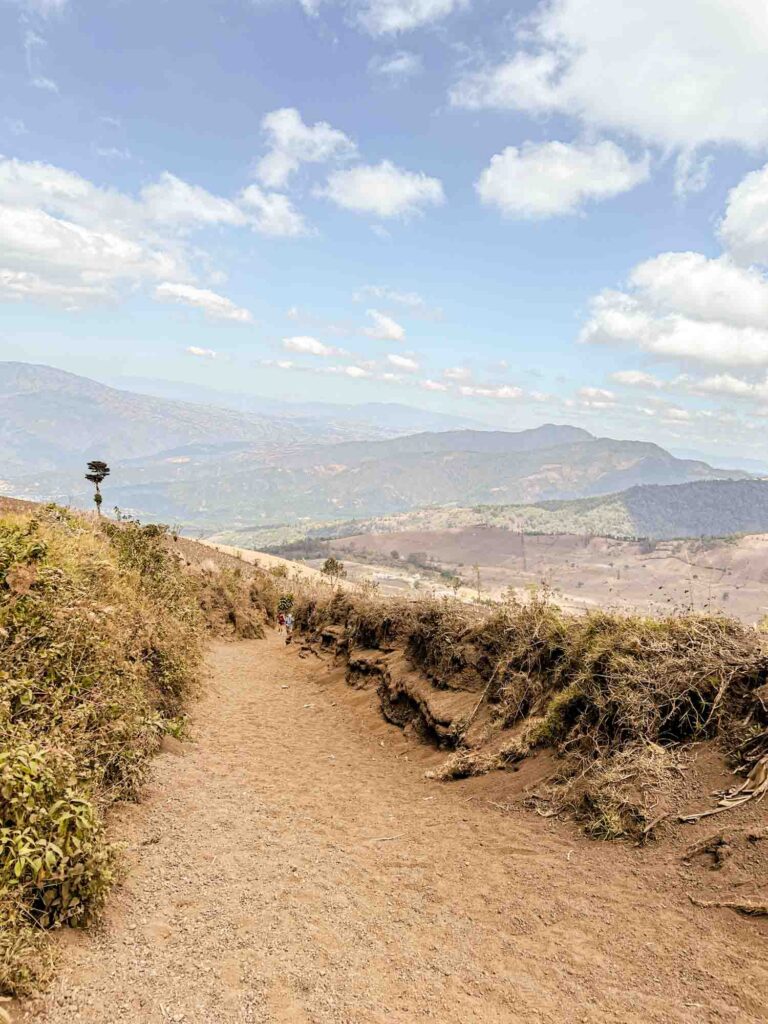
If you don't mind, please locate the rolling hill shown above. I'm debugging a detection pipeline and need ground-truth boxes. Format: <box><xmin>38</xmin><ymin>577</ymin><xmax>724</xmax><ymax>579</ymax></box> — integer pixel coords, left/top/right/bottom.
<box><xmin>236</xmin><ymin>478</ymin><xmax>768</xmax><ymax>549</ymax></box>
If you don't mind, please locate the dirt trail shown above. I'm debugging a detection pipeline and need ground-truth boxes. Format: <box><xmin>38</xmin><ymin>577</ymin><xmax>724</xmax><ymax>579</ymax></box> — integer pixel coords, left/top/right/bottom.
<box><xmin>19</xmin><ymin>633</ymin><xmax>768</xmax><ymax>1024</ymax></box>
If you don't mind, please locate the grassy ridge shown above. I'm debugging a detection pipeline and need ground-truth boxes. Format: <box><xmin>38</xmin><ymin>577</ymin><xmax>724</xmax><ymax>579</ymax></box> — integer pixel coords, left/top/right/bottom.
<box><xmin>0</xmin><ymin>508</ymin><xmax>203</xmax><ymax>994</ymax></box>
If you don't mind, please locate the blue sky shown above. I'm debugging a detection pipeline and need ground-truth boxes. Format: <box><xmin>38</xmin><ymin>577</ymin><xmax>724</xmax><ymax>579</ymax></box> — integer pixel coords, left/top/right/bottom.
<box><xmin>3</xmin><ymin>0</ymin><xmax>768</xmax><ymax>457</ymax></box>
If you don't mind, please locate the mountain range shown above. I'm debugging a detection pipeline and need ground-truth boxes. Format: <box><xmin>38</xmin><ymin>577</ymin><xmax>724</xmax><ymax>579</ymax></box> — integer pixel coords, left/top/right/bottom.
<box><xmin>0</xmin><ymin>361</ymin><xmax>751</xmax><ymax>532</ymax></box>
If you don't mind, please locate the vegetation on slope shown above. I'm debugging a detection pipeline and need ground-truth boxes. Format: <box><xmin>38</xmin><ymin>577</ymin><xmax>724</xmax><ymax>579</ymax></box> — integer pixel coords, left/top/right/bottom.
<box><xmin>0</xmin><ymin>507</ymin><xmax>206</xmax><ymax>994</ymax></box>
<box><xmin>228</xmin><ymin>478</ymin><xmax>768</xmax><ymax>554</ymax></box>
<box><xmin>291</xmin><ymin>585</ymin><xmax>768</xmax><ymax>840</ymax></box>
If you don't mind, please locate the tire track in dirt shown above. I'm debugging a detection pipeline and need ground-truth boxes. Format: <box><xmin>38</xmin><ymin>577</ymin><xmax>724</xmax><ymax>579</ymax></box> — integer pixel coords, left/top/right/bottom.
<box><xmin>18</xmin><ymin>633</ymin><xmax>768</xmax><ymax>1024</ymax></box>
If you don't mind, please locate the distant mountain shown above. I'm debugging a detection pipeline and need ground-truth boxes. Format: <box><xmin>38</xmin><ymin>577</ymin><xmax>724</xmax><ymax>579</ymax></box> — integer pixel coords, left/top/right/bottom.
<box><xmin>112</xmin><ymin>375</ymin><xmax>484</xmax><ymax>434</ymax></box>
<box><xmin>11</xmin><ymin>424</ymin><xmax>745</xmax><ymax>531</ymax></box>
<box><xmin>1</xmin><ymin>363</ymin><xmax>748</xmax><ymax>531</ymax></box>
<box><xmin>0</xmin><ymin>361</ymin><xmax>382</xmax><ymax>476</ymax></box>
<box><xmin>262</xmin><ymin>478</ymin><xmax>768</xmax><ymax>545</ymax></box>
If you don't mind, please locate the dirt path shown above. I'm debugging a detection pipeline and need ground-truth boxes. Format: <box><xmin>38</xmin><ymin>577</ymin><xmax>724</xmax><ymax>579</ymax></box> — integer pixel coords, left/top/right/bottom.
<box><xmin>19</xmin><ymin>633</ymin><xmax>768</xmax><ymax>1024</ymax></box>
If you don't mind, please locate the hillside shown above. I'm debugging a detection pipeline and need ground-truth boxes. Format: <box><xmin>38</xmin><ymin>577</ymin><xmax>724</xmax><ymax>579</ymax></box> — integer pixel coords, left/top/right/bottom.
<box><xmin>219</xmin><ymin>478</ymin><xmax>768</xmax><ymax>551</ymax></box>
<box><xmin>0</xmin><ymin>362</ymin><xmax>392</xmax><ymax>477</ymax></box>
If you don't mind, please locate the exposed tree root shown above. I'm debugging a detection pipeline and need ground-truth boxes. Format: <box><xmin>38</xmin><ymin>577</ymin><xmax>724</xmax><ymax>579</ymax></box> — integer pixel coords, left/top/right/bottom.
<box><xmin>679</xmin><ymin>754</ymin><xmax>768</xmax><ymax>823</ymax></box>
<box><xmin>688</xmin><ymin>895</ymin><xmax>768</xmax><ymax>917</ymax></box>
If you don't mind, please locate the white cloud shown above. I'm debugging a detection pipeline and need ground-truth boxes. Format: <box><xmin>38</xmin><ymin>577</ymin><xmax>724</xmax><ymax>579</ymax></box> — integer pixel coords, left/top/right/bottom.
<box><xmin>31</xmin><ymin>76</ymin><xmax>58</xmax><ymax>92</ymax></box>
<box><xmin>140</xmin><ymin>173</ymin><xmax>246</xmax><ymax>228</ymax></box>
<box><xmin>674</xmin><ymin>151</ymin><xmax>714</xmax><ymax>198</ymax></box>
<box><xmin>629</xmin><ymin>252</ymin><xmax>768</xmax><ymax>329</ymax></box>
<box><xmin>476</xmin><ymin>140</ymin><xmax>649</xmax><ymax>219</ymax></box>
<box><xmin>321</xmin><ymin>160</ymin><xmax>444</xmax><ymax>218</ymax></box>
<box><xmin>239</xmin><ymin>184</ymin><xmax>308</xmax><ymax>237</ymax></box>
<box><xmin>93</xmin><ymin>145</ymin><xmax>131</xmax><ymax>160</ymax></box>
<box><xmin>186</xmin><ymin>346</ymin><xmax>217</xmax><ymax>359</ymax></box>
<box><xmin>0</xmin><ymin>156</ymin><xmax>307</xmax><ymax>310</ymax></box>
<box><xmin>420</xmin><ymin>378</ymin><xmax>448</xmax><ymax>391</ymax></box>
<box><xmin>357</xmin><ymin>0</ymin><xmax>466</xmax><ymax>35</ymax></box>
<box><xmin>155</xmin><ymin>282</ymin><xmax>253</xmax><ymax>323</ymax></box>
<box><xmin>14</xmin><ymin>0</ymin><xmax>68</xmax><ymax>12</ymax></box>
<box><xmin>610</xmin><ymin>369</ymin><xmax>663</xmax><ymax>389</ymax></box>
<box><xmin>254</xmin><ymin>108</ymin><xmax>356</xmax><ymax>189</ymax></box>
<box><xmin>368</xmin><ymin>50</ymin><xmax>423</xmax><ymax>81</ymax></box>
<box><xmin>282</xmin><ymin>335</ymin><xmax>338</xmax><ymax>356</ymax></box>
<box><xmin>353</xmin><ymin>284</ymin><xmax>441</xmax><ymax>318</ymax></box>
<box><xmin>443</xmin><ymin>366</ymin><xmax>471</xmax><ymax>381</ymax></box>
<box><xmin>719</xmin><ymin>162</ymin><xmax>768</xmax><ymax>266</ymax></box>
<box><xmin>387</xmin><ymin>352</ymin><xmax>419</xmax><ymax>371</ymax></box>
<box><xmin>364</xmin><ymin>308</ymin><xmax>405</xmax><ymax>341</ymax></box>
<box><xmin>450</xmin><ymin>0</ymin><xmax>768</xmax><ymax>151</ymax></box>
<box><xmin>459</xmin><ymin>383</ymin><xmax>523</xmax><ymax>399</ymax></box>
<box><xmin>339</xmin><ymin>364</ymin><xmax>372</xmax><ymax>378</ymax></box>
<box><xmin>4</xmin><ymin>118</ymin><xmax>28</xmax><ymax>136</ymax></box>
<box><xmin>577</xmin><ymin>386</ymin><xmax>616</xmax><ymax>408</ymax></box>
<box><xmin>0</xmin><ymin>268</ymin><xmax>106</xmax><ymax>304</ymax></box>
<box><xmin>581</xmin><ymin>288</ymin><xmax>768</xmax><ymax>368</ymax></box>
<box><xmin>582</xmin><ymin>251</ymin><xmax>768</xmax><ymax>368</ymax></box>
<box><xmin>686</xmin><ymin>373</ymin><xmax>768</xmax><ymax>403</ymax></box>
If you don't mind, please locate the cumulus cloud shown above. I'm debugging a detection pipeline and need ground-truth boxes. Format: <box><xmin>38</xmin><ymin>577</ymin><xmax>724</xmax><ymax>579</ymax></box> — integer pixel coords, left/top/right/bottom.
<box><xmin>368</xmin><ymin>49</ymin><xmax>423</xmax><ymax>81</ymax></box>
<box><xmin>719</xmin><ymin>162</ymin><xmax>768</xmax><ymax>266</ymax></box>
<box><xmin>186</xmin><ymin>345</ymin><xmax>217</xmax><ymax>359</ymax></box>
<box><xmin>577</xmin><ymin>386</ymin><xmax>616</xmax><ymax>408</ymax></box>
<box><xmin>155</xmin><ymin>282</ymin><xmax>253</xmax><ymax>323</ymax></box>
<box><xmin>420</xmin><ymin>378</ymin><xmax>448</xmax><ymax>391</ymax></box>
<box><xmin>0</xmin><ymin>155</ymin><xmax>307</xmax><ymax>309</ymax></box>
<box><xmin>282</xmin><ymin>335</ymin><xmax>339</xmax><ymax>356</ymax></box>
<box><xmin>363</xmin><ymin>308</ymin><xmax>405</xmax><ymax>341</ymax></box>
<box><xmin>357</xmin><ymin>0</ymin><xmax>466</xmax><ymax>35</ymax></box>
<box><xmin>320</xmin><ymin>160</ymin><xmax>444</xmax><ymax>218</ymax></box>
<box><xmin>239</xmin><ymin>184</ymin><xmax>308</xmax><ymax>237</ymax></box>
<box><xmin>450</xmin><ymin>0</ymin><xmax>768</xmax><ymax>151</ymax></box>
<box><xmin>254</xmin><ymin>108</ymin><xmax>356</xmax><ymax>189</ymax></box>
<box><xmin>476</xmin><ymin>140</ymin><xmax>649</xmax><ymax>219</ymax></box>
<box><xmin>387</xmin><ymin>352</ymin><xmax>419</xmax><ymax>371</ymax></box>
<box><xmin>581</xmin><ymin>252</ymin><xmax>768</xmax><ymax>368</ymax></box>
<box><xmin>140</xmin><ymin>173</ymin><xmax>246</xmax><ymax>228</ymax></box>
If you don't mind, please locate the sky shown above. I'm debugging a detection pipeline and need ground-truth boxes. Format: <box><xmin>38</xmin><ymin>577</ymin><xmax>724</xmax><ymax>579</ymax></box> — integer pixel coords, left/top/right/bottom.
<box><xmin>2</xmin><ymin>0</ymin><xmax>768</xmax><ymax>458</ymax></box>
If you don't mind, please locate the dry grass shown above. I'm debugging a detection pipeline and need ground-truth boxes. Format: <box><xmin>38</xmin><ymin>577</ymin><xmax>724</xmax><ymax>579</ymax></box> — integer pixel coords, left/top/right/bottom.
<box><xmin>0</xmin><ymin>508</ymin><xmax>204</xmax><ymax>995</ymax></box>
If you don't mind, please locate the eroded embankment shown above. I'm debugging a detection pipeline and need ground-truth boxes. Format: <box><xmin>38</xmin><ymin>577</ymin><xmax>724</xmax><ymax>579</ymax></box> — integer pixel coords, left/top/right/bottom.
<box><xmin>292</xmin><ymin>587</ymin><xmax>768</xmax><ymax>846</ymax></box>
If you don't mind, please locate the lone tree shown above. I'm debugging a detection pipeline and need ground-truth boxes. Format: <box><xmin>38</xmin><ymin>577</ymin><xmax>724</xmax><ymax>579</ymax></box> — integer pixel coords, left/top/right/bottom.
<box><xmin>321</xmin><ymin>556</ymin><xmax>347</xmax><ymax>583</ymax></box>
<box><xmin>85</xmin><ymin>460</ymin><xmax>110</xmax><ymax>516</ymax></box>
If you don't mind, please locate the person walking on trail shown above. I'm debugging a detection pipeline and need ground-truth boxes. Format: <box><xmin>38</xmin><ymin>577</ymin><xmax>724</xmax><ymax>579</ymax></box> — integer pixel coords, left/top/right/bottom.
<box><xmin>284</xmin><ymin>612</ymin><xmax>294</xmax><ymax>644</ymax></box>
<box><xmin>277</xmin><ymin>611</ymin><xmax>285</xmax><ymax>633</ymax></box>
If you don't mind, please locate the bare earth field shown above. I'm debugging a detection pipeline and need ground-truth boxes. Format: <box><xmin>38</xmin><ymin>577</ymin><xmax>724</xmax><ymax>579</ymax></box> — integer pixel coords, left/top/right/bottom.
<box><xmin>326</xmin><ymin>528</ymin><xmax>768</xmax><ymax>622</ymax></box>
<box><xmin>14</xmin><ymin>631</ymin><xmax>768</xmax><ymax>1024</ymax></box>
